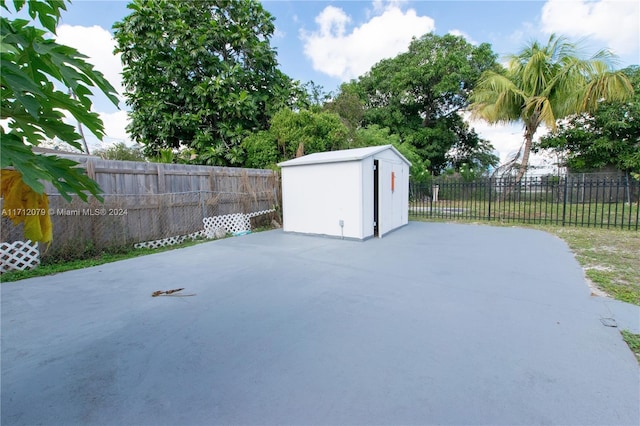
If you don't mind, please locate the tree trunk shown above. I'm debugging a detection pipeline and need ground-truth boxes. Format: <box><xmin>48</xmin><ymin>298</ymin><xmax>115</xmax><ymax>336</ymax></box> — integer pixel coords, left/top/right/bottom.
<box><xmin>69</xmin><ymin>89</ymin><xmax>91</xmax><ymax>155</ymax></box>
<box><xmin>498</xmin><ymin>123</ymin><xmax>536</xmax><ymax>202</ymax></box>
<box><xmin>515</xmin><ymin>124</ymin><xmax>535</xmax><ymax>184</ymax></box>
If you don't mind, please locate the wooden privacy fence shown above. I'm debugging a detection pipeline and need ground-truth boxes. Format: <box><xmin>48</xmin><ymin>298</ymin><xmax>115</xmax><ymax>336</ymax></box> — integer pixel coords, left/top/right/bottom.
<box><xmin>47</xmin><ymin>156</ymin><xmax>279</xmax><ymax>195</ymax></box>
<box><xmin>1</xmin><ymin>158</ymin><xmax>280</xmax><ymax>264</ymax></box>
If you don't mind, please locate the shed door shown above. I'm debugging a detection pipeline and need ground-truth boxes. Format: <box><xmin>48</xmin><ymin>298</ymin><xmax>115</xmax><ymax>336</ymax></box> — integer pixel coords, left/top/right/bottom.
<box><xmin>377</xmin><ymin>159</ymin><xmax>405</xmax><ymax>237</ymax></box>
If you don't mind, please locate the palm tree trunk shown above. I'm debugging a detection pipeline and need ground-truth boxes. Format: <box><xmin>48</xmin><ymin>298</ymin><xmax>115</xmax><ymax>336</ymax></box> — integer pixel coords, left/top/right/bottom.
<box><xmin>498</xmin><ymin>124</ymin><xmax>535</xmax><ymax>202</ymax></box>
<box><xmin>515</xmin><ymin>129</ymin><xmax>533</xmax><ymax>185</ymax></box>
<box><xmin>515</xmin><ymin>124</ymin><xmax>535</xmax><ymax>184</ymax></box>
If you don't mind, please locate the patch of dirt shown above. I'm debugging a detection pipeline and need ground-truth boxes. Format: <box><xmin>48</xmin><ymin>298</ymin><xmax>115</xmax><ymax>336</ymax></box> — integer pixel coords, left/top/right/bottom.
<box><xmin>584</xmin><ymin>275</ymin><xmax>612</xmax><ymax>298</ymax></box>
<box><xmin>585</xmin><ymin>265</ymin><xmax>614</xmax><ymax>272</ymax></box>
<box><xmin>586</xmin><ymin>246</ymin><xmax>619</xmax><ymax>253</ymax></box>
<box><xmin>583</xmin><ymin>265</ymin><xmax>613</xmax><ymax>298</ymax></box>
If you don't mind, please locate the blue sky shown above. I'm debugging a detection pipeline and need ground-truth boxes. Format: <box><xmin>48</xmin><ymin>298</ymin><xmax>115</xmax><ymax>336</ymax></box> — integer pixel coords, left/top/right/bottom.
<box><xmin>33</xmin><ymin>0</ymin><xmax>640</xmax><ymax>167</ymax></box>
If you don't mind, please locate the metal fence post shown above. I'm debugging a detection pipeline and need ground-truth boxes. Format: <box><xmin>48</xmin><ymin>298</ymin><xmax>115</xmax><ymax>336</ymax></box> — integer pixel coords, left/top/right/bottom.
<box><xmin>487</xmin><ymin>178</ymin><xmax>492</xmax><ymax>221</ymax></box>
<box><xmin>429</xmin><ymin>182</ymin><xmax>434</xmax><ymax>218</ymax></box>
<box><xmin>200</xmin><ymin>190</ymin><xmax>206</xmax><ymax>221</ymax></box>
<box><xmin>562</xmin><ymin>176</ymin><xmax>568</xmax><ymax>226</ymax></box>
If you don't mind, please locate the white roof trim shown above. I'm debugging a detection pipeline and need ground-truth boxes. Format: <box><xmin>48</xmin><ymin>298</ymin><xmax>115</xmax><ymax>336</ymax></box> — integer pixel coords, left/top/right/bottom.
<box><xmin>278</xmin><ymin>145</ymin><xmax>411</xmax><ymax>167</ymax></box>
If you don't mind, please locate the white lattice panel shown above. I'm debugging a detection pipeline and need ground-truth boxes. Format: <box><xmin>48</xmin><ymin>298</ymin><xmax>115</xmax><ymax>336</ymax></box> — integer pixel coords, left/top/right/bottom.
<box><xmin>203</xmin><ymin>213</ymin><xmax>250</xmax><ymax>237</ymax></box>
<box><xmin>1</xmin><ymin>240</ymin><xmax>40</xmax><ymax>273</ymax></box>
<box><xmin>136</xmin><ymin>209</ymin><xmax>276</xmax><ymax>249</ymax></box>
<box><xmin>202</xmin><ymin>209</ymin><xmax>275</xmax><ymax>238</ymax></box>
<box><xmin>246</xmin><ymin>209</ymin><xmax>276</xmax><ymax>219</ymax></box>
<box><xmin>134</xmin><ymin>231</ymin><xmax>204</xmax><ymax>250</ymax></box>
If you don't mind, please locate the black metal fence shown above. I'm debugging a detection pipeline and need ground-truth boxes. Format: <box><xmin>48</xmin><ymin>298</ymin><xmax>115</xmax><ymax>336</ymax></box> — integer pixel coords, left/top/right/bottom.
<box><xmin>410</xmin><ymin>174</ymin><xmax>639</xmax><ymax>230</ymax></box>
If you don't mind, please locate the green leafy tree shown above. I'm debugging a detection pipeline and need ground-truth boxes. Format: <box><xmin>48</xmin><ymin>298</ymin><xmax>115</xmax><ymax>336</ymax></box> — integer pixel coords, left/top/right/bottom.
<box><xmin>114</xmin><ymin>0</ymin><xmax>302</xmax><ymax>166</ymax></box>
<box><xmin>354</xmin><ymin>125</ymin><xmax>430</xmax><ymax>181</ymax></box>
<box><xmin>94</xmin><ymin>142</ymin><xmax>146</xmax><ymax>162</ymax></box>
<box><xmin>271</xmin><ymin>108</ymin><xmax>349</xmax><ymax>157</ymax></box>
<box><xmin>1</xmin><ymin>0</ymin><xmax>119</xmax><ymax>199</ymax></box>
<box><xmin>470</xmin><ymin>34</ymin><xmax>633</xmax><ymax>182</ymax></box>
<box><xmin>300</xmin><ymin>80</ymin><xmax>331</xmax><ymax>111</ymax></box>
<box><xmin>241</xmin><ymin>108</ymin><xmax>349</xmax><ymax>168</ymax></box>
<box><xmin>241</xmin><ymin>130</ymin><xmax>279</xmax><ymax>169</ymax></box>
<box><xmin>324</xmin><ymin>82</ymin><xmax>365</xmax><ymax>138</ymax></box>
<box><xmin>355</xmin><ymin>33</ymin><xmax>499</xmax><ymax>174</ymax></box>
<box><xmin>445</xmin><ymin>121</ymin><xmax>499</xmax><ymax>173</ymax></box>
<box><xmin>536</xmin><ymin>66</ymin><xmax>640</xmax><ymax>175</ymax></box>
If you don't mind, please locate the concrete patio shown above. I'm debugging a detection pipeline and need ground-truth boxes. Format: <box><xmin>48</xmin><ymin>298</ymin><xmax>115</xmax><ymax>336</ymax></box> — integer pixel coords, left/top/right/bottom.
<box><xmin>2</xmin><ymin>222</ymin><xmax>639</xmax><ymax>425</ymax></box>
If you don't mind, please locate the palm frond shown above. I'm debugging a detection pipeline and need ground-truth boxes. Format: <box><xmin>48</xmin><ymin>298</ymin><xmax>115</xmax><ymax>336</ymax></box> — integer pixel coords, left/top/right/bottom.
<box><xmin>581</xmin><ymin>70</ymin><xmax>634</xmax><ymax>111</ymax></box>
<box><xmin>469</xmin><ymin>71</ymin><xmax>524</xmax><ymax>123</ymax></box>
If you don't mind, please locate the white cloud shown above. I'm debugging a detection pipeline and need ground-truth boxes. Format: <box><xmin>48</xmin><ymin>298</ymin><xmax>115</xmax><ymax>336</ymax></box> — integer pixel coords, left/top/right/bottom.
<box><xmin>465</xmin><ymin>114</ymin><xmax>554</xmax><ymax>172</ymax></box>
<box><xmin>315</xmin><ymin>5</ymin><xmax>352</xmax><ymax>37</ymax></box>
<box><xmin>448</xmin><ymin>29</ymin><xmax>477</xmax><ymax>45</ymax></box>
<box><xmin>541</xmin><ymin>0</ymin><xmax>639</xmax><ymax>56</ymax></box>
<box><xmin>98</xmin><ymin>110</ymin><xmax>131</xmax><ymax>144</ymax></box>
<box><xmin>301</xmin><ymin>4</ymin><xmax>435</xmax><ymax>81</ymax></box>
<box><xmin>273</xmin><ymin>27</ymin><xmax>286</xmax><ymax>39</ymax></box>
<box><xmin>56</xmin><ymin>25</ymin><xmax>124</xmax><ymax>107</ymax></box>
<box><xmin>55</xmin><ymin>25</ymin><xmax>131</xmax><ymax>149</ymax></box>
<box><xmin>372</xmin><ymin>0</ymin><xmax>409</xmax><ymax>15</ymax></box>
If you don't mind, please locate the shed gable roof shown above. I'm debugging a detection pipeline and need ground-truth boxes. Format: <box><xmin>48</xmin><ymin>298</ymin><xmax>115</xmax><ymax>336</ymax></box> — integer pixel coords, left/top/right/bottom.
<box><xmin>278</xmin><ymin>145</ymin><xmax>411</xmax><ymax>167</ymax></box>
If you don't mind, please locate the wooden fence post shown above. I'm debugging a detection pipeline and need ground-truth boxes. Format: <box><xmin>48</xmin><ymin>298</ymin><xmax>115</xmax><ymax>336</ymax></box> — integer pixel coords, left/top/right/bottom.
<box><xmin>157</xmin><ymin>164</ymin><xmax>165</xmax><ymax>194</ymax></box>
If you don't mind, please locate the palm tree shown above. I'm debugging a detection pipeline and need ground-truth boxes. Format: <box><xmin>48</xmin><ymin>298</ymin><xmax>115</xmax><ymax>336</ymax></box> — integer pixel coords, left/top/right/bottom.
<box><xmin>470</xmin><ymin>34</ymin><xmax>633</xmax><ymax>182</ymax></box>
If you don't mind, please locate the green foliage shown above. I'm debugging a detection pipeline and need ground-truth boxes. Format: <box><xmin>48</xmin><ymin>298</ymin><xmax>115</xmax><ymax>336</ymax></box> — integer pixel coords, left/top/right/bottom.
<box><xmin>621</xmin><ymin>331</ymin><xmax>640</xmax><ymax>363</ymax></box>
<box><xmin>324</xmin><ymin>82</ymin><xmax>365</xmax><ymax>135</ymax></box>
<box><xmin>470</xmin><ymin>34</ymin><xmax>633</xmax><ymax>181</ymax></box>
<box><xmin>537</xmin><ymin>66</ymin><xmax>639</xmax><ymax>174</ymax></box>
<box><xmin>354</xmin><ymin>33</ymin><xmax>499</xmax><ymax>174</ymax></box>
<box><xmin>147</xmin><ymin>146</ymin><xmax>201</xmax><ymax>164</ymax></box>
<box><xmin>353</xmin><ymin>124</ymin><xmax>400</xmax><ymax>147</ymax></box>
<box><xmin>354</xmin><ymin>125</ymin><xmax>430</xmax><ymax>181</ymax></box>
<box><xmin>242</xmin><ymin>130</ymin><xmax>279</xmax><ymax>169</ymax></box>
<box><xmin>272</xmin><ymin>108</ymin><xmax>349</xmax><ymax>156</ymax></box>
<box><xmin>1</xmin><ymin>0</ymin><xmax>119</xmax><ymax>200</ymax></box>
<box><xmin>300</xmin><ymin>80</ymin><xmax>331</xmax><ymax>110</ymax></box>
<box><xmin>114</xmin><ymin>0</ymin><xmax>303</xmax><ymax>166</ymax></box>
<box><xmin>241</xmin><ymin>108</ymin><xmax>349</xmax><ymax>168</ymax></box>
<box><xmin>154</xmin><ymin>148</ymin><xmax>175</xmax><ymax>164</ymax></box>
<box><xmin>445</xmin><ymin>120</ymin><xmax>499</xmax><ymax>174</ymax></box>
<box><xmin>93</xmin><ymin>142</ymin><xmax>146</xmax><ymax>162</ymax></box>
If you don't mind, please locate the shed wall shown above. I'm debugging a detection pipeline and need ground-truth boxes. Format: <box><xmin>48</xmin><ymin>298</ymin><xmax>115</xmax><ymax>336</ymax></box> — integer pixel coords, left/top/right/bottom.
<box><xmin>281</xmin><ymin>161</ymin><xmax>364</xmax><ymax>239</ymax></box>
<box><xmin>376</xmin><ymin>154</ymin><xmax>409</xmax><ymax>236</ymax></box>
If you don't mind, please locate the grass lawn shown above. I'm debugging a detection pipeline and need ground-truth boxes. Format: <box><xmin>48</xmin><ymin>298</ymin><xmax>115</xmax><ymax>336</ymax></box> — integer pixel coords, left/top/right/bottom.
<box><xmin>621</xmin><ymin>331</ymin><xmax>640</xmax><ymax>363</ymax></box>
<box><xmin>410</xmin><ymin>200</ymin><xmax>638</xmax><ymax>230</ymax></box>
<box><xmin>0</xmin><ymin>238</ymin><xmax>211</xmax><ymax>283</ymax></box>
<box><xmin>544</xmin><ymin>226</ymin><xmax>640</xmax><ymax>306</ymax></box>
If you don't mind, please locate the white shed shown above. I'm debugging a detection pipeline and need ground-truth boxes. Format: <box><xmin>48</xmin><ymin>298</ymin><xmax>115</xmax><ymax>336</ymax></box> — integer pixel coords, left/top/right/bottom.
<box><xmin>278</xmin><ymin>145</ymin><xmax>411</xmax><ymax>240</ymax></box>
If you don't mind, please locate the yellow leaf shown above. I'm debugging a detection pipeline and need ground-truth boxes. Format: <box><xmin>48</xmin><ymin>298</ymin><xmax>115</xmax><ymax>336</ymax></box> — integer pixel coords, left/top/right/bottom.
<box><xmin>1</xmin><ymin>169</ymin><xmax>53</xmax><ymax>244</ymax></box>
